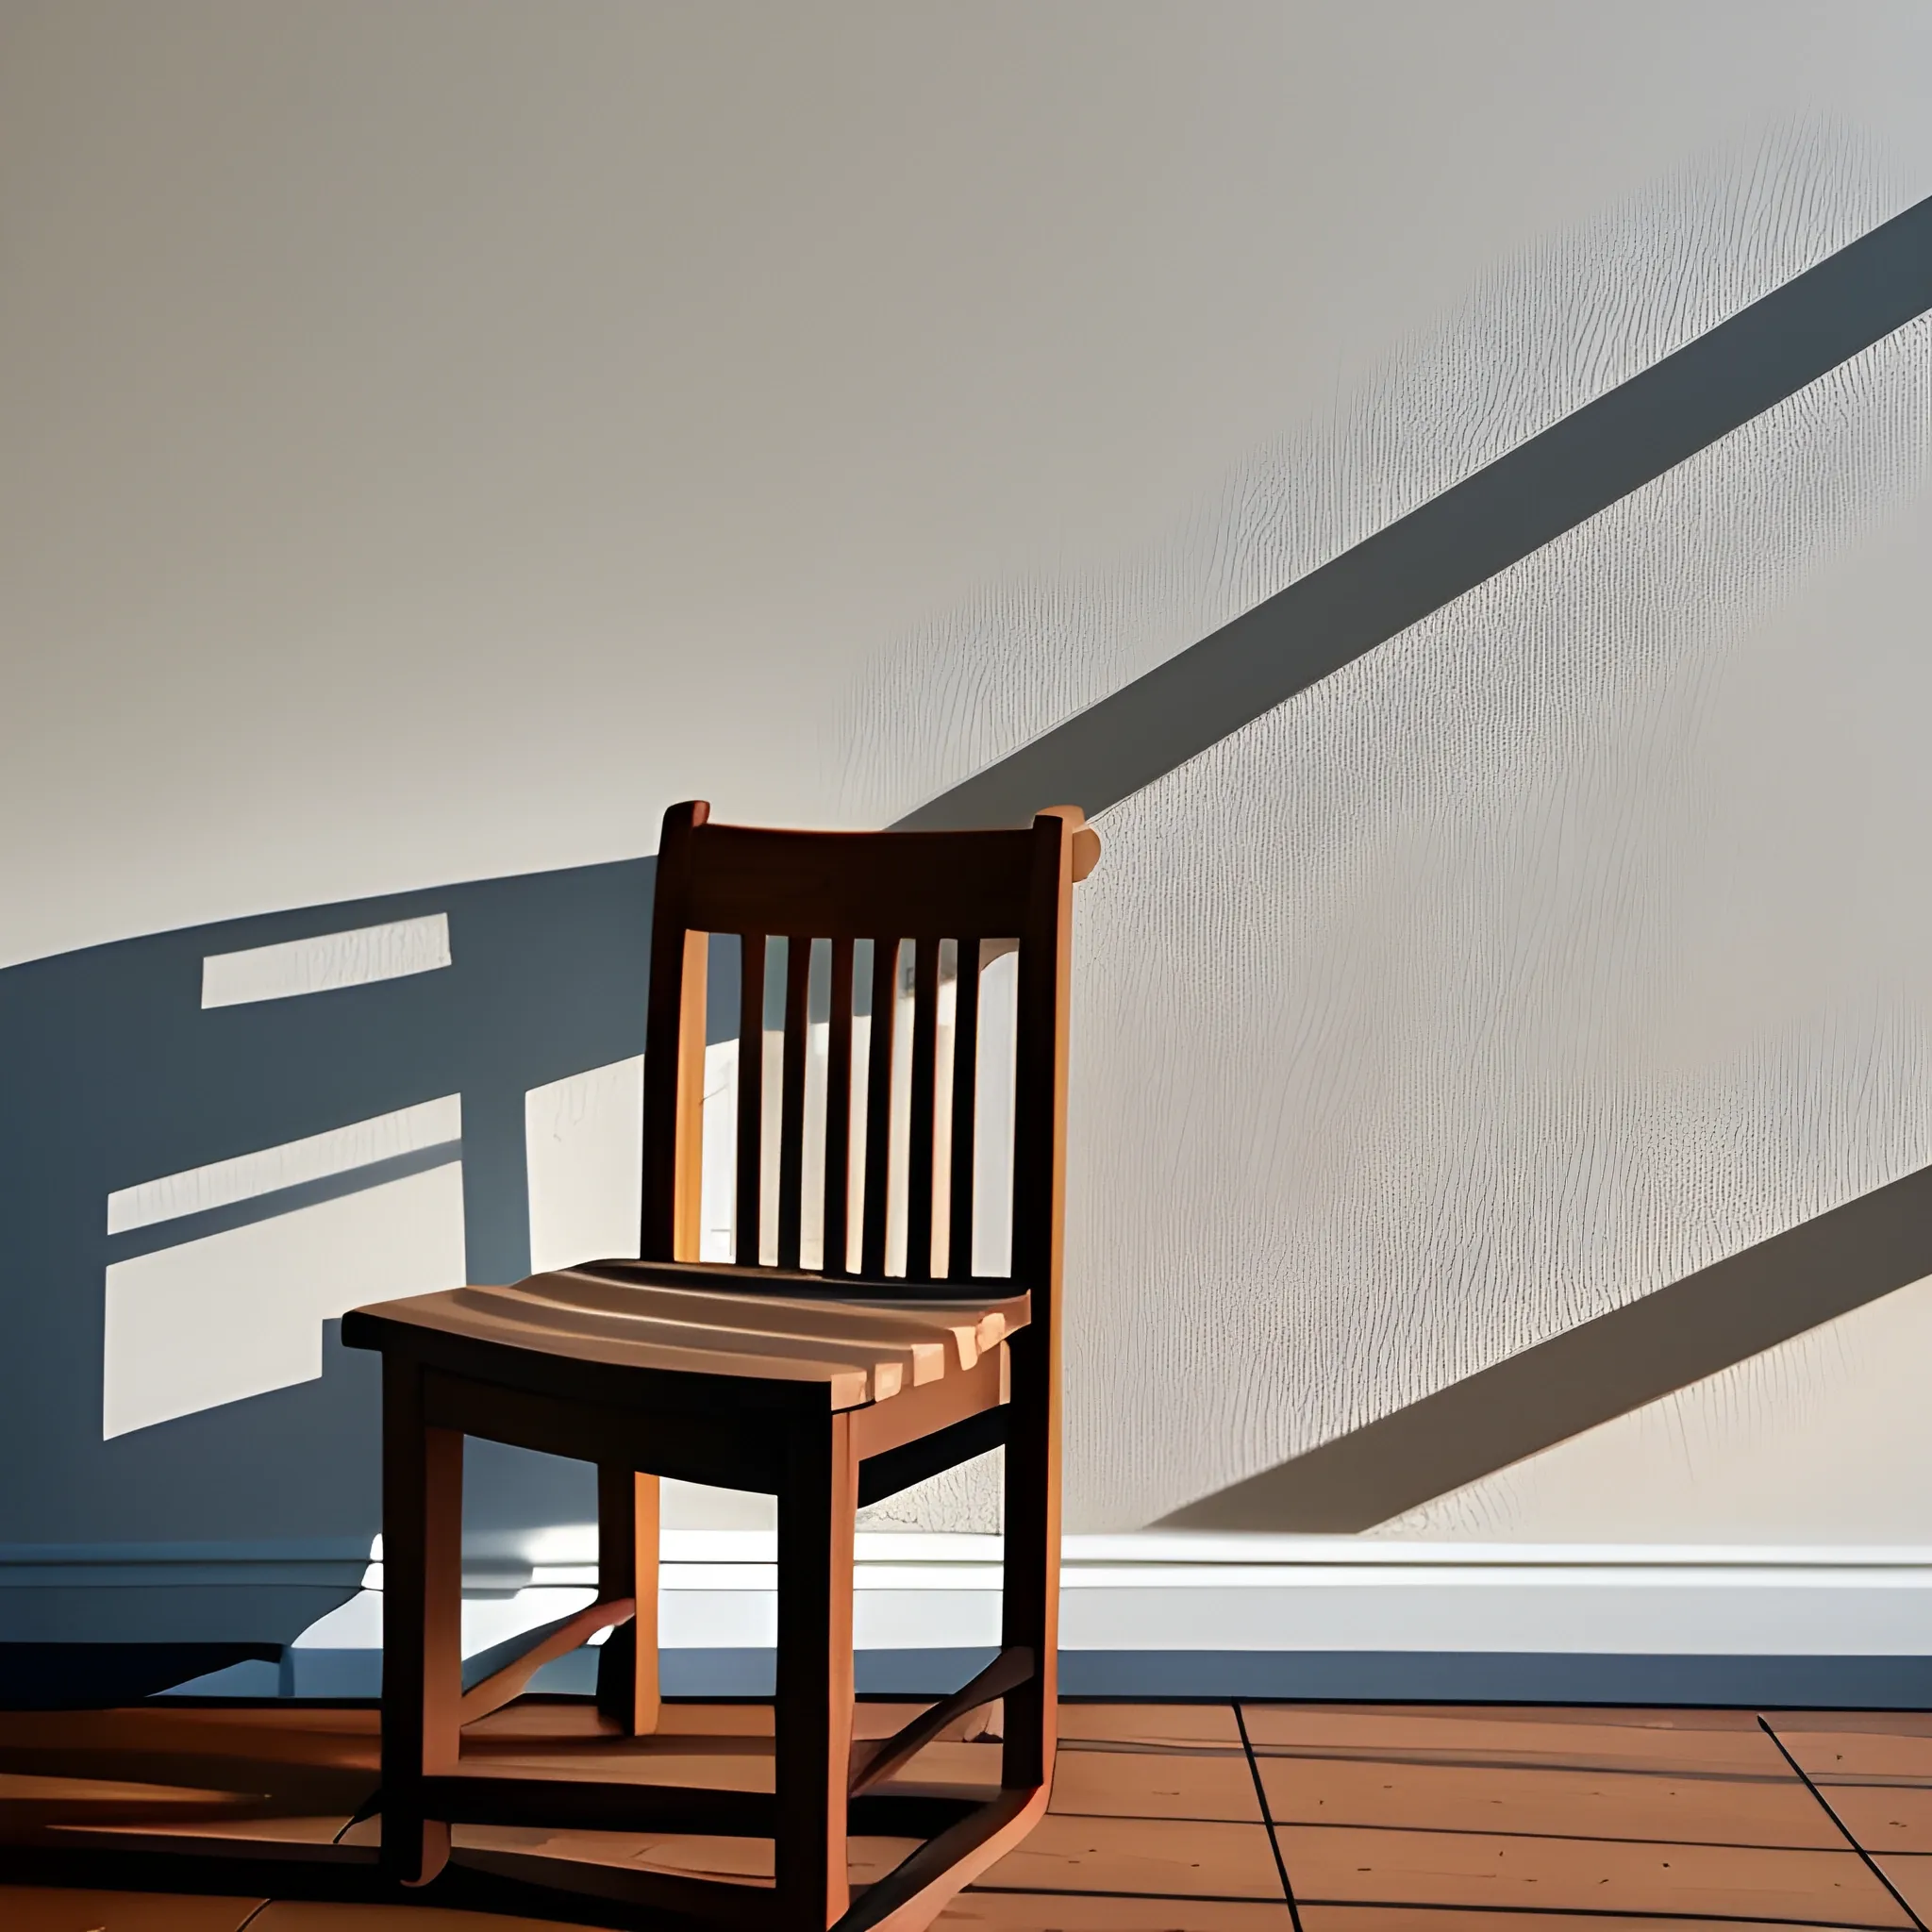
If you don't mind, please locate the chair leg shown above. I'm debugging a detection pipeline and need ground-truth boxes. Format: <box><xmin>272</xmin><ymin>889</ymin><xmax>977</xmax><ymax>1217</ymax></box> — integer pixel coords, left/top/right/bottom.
<box><xmin>775</xmin><ymin>1410</ymin><xmax>858</xmax><ymax>1930</ymax></box>
<box><xmin>1000</xmin><ymin>1332</ymin><xmax>1058</xmax><ymax>1799</ymax></box>
<box><xmin>379</xmin><ymin>1356</ymin><xmax>464</xmax><ymax>1887</ymax></box>
<box><xmin>595</xmin><ymin>1465</ymin><xmax>660</xmax><ymax>1734</ymax></box>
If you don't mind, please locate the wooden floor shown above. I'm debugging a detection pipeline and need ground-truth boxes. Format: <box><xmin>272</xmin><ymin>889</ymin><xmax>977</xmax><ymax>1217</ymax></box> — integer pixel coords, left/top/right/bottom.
<box><xmin>6</xmin><ymin>1699</ymin><xmax>1932</xmax><ymax>1930</ymax></box>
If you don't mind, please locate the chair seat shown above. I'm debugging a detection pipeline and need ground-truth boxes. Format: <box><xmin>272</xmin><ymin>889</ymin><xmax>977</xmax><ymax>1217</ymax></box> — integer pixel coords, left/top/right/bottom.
<box><xmin>354</xmin><ymin>1260</ymin><xmax>1029</xmax><ymax>1410</ymax></box>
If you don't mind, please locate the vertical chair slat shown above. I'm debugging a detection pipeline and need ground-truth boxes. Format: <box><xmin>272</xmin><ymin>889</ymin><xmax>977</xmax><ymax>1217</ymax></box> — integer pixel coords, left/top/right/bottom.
<box><xmin>735</xmin><ymin>933</ymin><xmax>765</xmax><ymax>1268</ymax></box>
<box><xmin>906</xmin><ymin>935</ymin><xmax>941</xmax><ymax>1282</ymax></box>
<box><xmin>860</xmin><ymin>938</ymin><xmax>898</xmax><ymax>1279</ymax></box>
<box><xmin>639</xmin><ymin>799</ymin><xmax>710</xmax><ymax>1262</ymax></box>
<box><xmin>673</xmin><ymin>930</ymin><xmax>709</xmax><ymax>1263</ymax></box>
<box><xmin>947</xmin><ymin>936</ymin><xmax>982</xmax><ymax>1281</ymax></box>
<box><xmin>823</xmin><ymin>938</ymin><xmax>855</xmax><ymax>1276</ymax></box>
<box><xmin>776</xmin><ymin>936</ymin><xmax>810</xmax><ymax>1270</ymax></box>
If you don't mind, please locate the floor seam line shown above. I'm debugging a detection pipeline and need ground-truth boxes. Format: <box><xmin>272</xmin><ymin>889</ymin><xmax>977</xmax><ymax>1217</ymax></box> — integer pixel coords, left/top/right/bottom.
<box><xmin>1757</xmin><ymin>1713</ymin><xmax>1926</xmax><ymax>1932</ymax></box>
<box><xmin>1237</xmin><ymin>1697</ymin><xmax>1303</xmax><ymax>1931</ymax></box>
<box><xmin>1263</xmin><ymin>1820</ymin><xmax>1857</xmax><ymax>1850</ymax></box>
<box><xmin>1247</xmin><ymin>1749</ymin><xmax>1805</xmax><ymax>1785</ymax></box>
<box><xmin>965</xmin><ymin>1886</ymin><xmax>1297</xmax><ymax>1902</ymax></box>
<box><xmin>1286</xmin><ymin>1901</ymin><xmax>1907</xmax><ymax>1928</ymax></box>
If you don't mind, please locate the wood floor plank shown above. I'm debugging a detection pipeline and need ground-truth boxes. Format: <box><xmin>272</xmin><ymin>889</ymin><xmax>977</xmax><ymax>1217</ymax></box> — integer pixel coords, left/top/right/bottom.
<box><xmin>1872</xmin><ymin>1853</ymin><xmax>1932</xmax><ymax>1925</ymax></box>
<box><xmin>468</xmin><ymin>1699</ymin><xmax>774</xmax><ymax>1739</ymax></box>
<box><xmin>1241</xmin><ymin>1706</ymin><xmax>1784</xmax><ymax>1778</ymax></box>
<box><xmin>1057</xmin><ymin>1706</ymin><xmax>1242</xmax><ymax>1750</ymax></box>
<box><xmin>471</xmin><ymin>1700</ymin><xmax>992</xmax><ymax>1742</ymax></box>
<box><xmin>1298</xmin><ymin>1911</ymin><xmax>1844</xmax><ymax>1932</ymax></box>
<box><xmin>446</xmin><ymin>1824</ymin><xmax>922</xmax><ymax>1886</ymax></box>
<box><xmin>1767</xmin><ymin>1718</ymin><xmax>1932</xmax><ymax>1789</ymax></box>
<box><xmin>44</xmin><ymin>1813</ymin><xmax>357</xmax><ymax>1846</ymax></box>
<box><xmin>0</xmin><ymin>1773</ymin><xmax>253</xmax><ymax>1805</ymax></box>
<box><xmin>1274</xmin><ymin>1824</ymin><xmax>1912</xmax><ymax>1924</ymax></box>
<box><xmin>975</xmin><ymin>1815</ymin><xmax>1285</xmax><ymax>1898</ymax></box>
<box><xmin>1257</xmin><ymin>1753</ymin><xmax>1838</xmax><ymax>1847</ymax></box>
<box><xmin>0</xmin><ymin>1890</ymin><xmax>265</xmax><ymax>1932</ymax></box>
<box><xmin>1821</xmin><ymin>1783</ymin><xmax>1932</xmax><ymax>1854</ymax></box>
<box><xmin>1770</xmin><ymin>1714</ymin><xmax>1932</xmax><ymax>1740</ymax></box>
<box><xmin>0</xmin><ymin>1705</ymin><xmax>381</xmax><ymax>1776</ymax></box>
<box><xmin>888</xmin><ymin>1738</ymin><xmax>1003</xmax><ymax>1790</ymax></box>
<box><xmin>453</xmin><ymin>1737</ymin><xmax>777</xmax><ymax>1790</ymax></box>
<box><xmin>250</xmin><ymin>1905</ymin><xmax>603</xmax><ymax>1931</ymax></box>
<box><xmin>0</xmin><ymin>1771</ymin><xmax>287</xmax><ymax>1845</ymax></box>
<box><xmin>1051</xmin><ymin>1746</ymin><xmax>1263</xmax><ymax>1823</ymax></box>
<box><xmin>941</xmin><ymin>1896</ymin><xmax>1293</xmax><ymax>1928</ymax></box>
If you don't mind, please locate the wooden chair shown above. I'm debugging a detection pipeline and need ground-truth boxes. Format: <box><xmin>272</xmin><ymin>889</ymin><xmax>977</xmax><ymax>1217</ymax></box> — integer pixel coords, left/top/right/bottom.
<box><xmin>342</xmin><ymin>799</ymin><xmax>1098</xmax><ymax>1931</ymax></box>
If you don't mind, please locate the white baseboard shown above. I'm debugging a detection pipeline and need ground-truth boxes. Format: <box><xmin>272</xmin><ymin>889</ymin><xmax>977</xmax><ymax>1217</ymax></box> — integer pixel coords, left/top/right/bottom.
<box><xmin>289</xmin><ymin>1534</ymin><xmax>1932</xmax><ymax>1662</ymax></box>
<box><xmin>672</xmin><ymin>1534</ymin><xmax>1932</xmax><ymax>1657</ymax></box>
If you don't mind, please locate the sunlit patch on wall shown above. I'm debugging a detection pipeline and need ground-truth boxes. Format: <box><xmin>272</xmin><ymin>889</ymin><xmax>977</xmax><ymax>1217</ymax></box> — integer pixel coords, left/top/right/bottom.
<box><xmin>102</xmin><ymin>1092</ymin><xmax>468</xmax><ymax>1439</ymax></box>
<box><xmin>200</xmin><ymin>911</ymin><xmax>452</xmax><ymax>1008</ymax></box>
<box><xmin>525</xmin><ymin>1056</ymin><xmax>644</xmax><ymax>1274</ymax></box>
<box><xmin>108</xmin><ymin>1093</ymin><xmax>462</xmax><ymax>1236</ymax></box>
<box><xmin>104</xmin><ymin>1163</ymin><xmax>467</xmax><ymax>1438</ymax></box>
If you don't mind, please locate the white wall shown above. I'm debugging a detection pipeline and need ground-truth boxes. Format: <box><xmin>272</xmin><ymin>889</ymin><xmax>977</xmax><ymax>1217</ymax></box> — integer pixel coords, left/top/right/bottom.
<box><xmin>5</xmin><ymin>1</ymin><xmax>1930</xmax><ymax>967</ymax></box>
<box><xmin>8</xmin><ymin>2</ymin><xmax>1932</xmax><ymax>1545</ymax></box>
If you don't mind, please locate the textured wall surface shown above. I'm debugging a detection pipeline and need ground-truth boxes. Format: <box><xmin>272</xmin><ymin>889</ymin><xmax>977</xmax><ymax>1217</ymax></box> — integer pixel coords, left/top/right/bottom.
<box><xmin>1380</xmin><ymin>1273</ymin><xmax>1932</xmax><ymax>1542</ymax></box>
<box><xmin>8</xmin><ymin>7</ymin><xmax>1932</xmax><ymax>1579</ymax></box>
<box><xmin>841</xmin><ymin>128</ymin><xmax>1932</xmax><ymax>1533</ymax></box>
<box><xmin>10</xmin><ymin>3</ymin><xmax>1932</xmax><ymax>967</ymax></box>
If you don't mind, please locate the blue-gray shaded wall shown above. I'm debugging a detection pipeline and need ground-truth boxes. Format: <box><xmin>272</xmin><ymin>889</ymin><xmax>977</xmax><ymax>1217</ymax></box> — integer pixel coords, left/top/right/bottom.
<box><xmin>0</xmin><ymin>858</ymin><xmax>653</xmax><ymax>1642</ymax></box>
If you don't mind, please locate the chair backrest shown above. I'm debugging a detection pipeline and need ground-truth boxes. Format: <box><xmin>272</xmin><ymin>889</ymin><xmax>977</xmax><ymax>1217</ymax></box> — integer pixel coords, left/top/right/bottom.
<box><xmin>640</xmin><ymin>802</ymin><xmax>1095</xmax><ymax>1320</ymax></box>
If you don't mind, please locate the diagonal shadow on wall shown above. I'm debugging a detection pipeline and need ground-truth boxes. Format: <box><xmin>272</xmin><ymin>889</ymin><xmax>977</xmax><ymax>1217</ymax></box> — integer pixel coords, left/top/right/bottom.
<box><xmin>897</xmin><ymin>190</ymin><xmax>1932</xmax><ymax>832</ymax></box>
<box><xmin>885</xmin><ymin>186</ymin><xmax>1932</xmax><ymax>1532</ymax></box>
<box><xmin>1159</xmin><ymin>1160</ymin><xmax>1932</xmax><ymax>1531</ymax></box>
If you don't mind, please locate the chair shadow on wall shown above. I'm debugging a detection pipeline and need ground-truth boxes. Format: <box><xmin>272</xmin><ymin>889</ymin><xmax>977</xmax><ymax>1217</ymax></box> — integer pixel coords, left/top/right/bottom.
<box><xmin>0</xmin><ymin>855</ymin><xmax>665</xmax><ymax>1694</ymax></box>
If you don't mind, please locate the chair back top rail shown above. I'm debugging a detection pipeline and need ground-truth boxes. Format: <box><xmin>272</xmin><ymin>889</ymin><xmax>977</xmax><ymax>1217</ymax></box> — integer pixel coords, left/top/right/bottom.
<box><xmin>670</xmin><ymin>822</ymin><xmax>1043</xmax><ymax>938</ymax></box>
